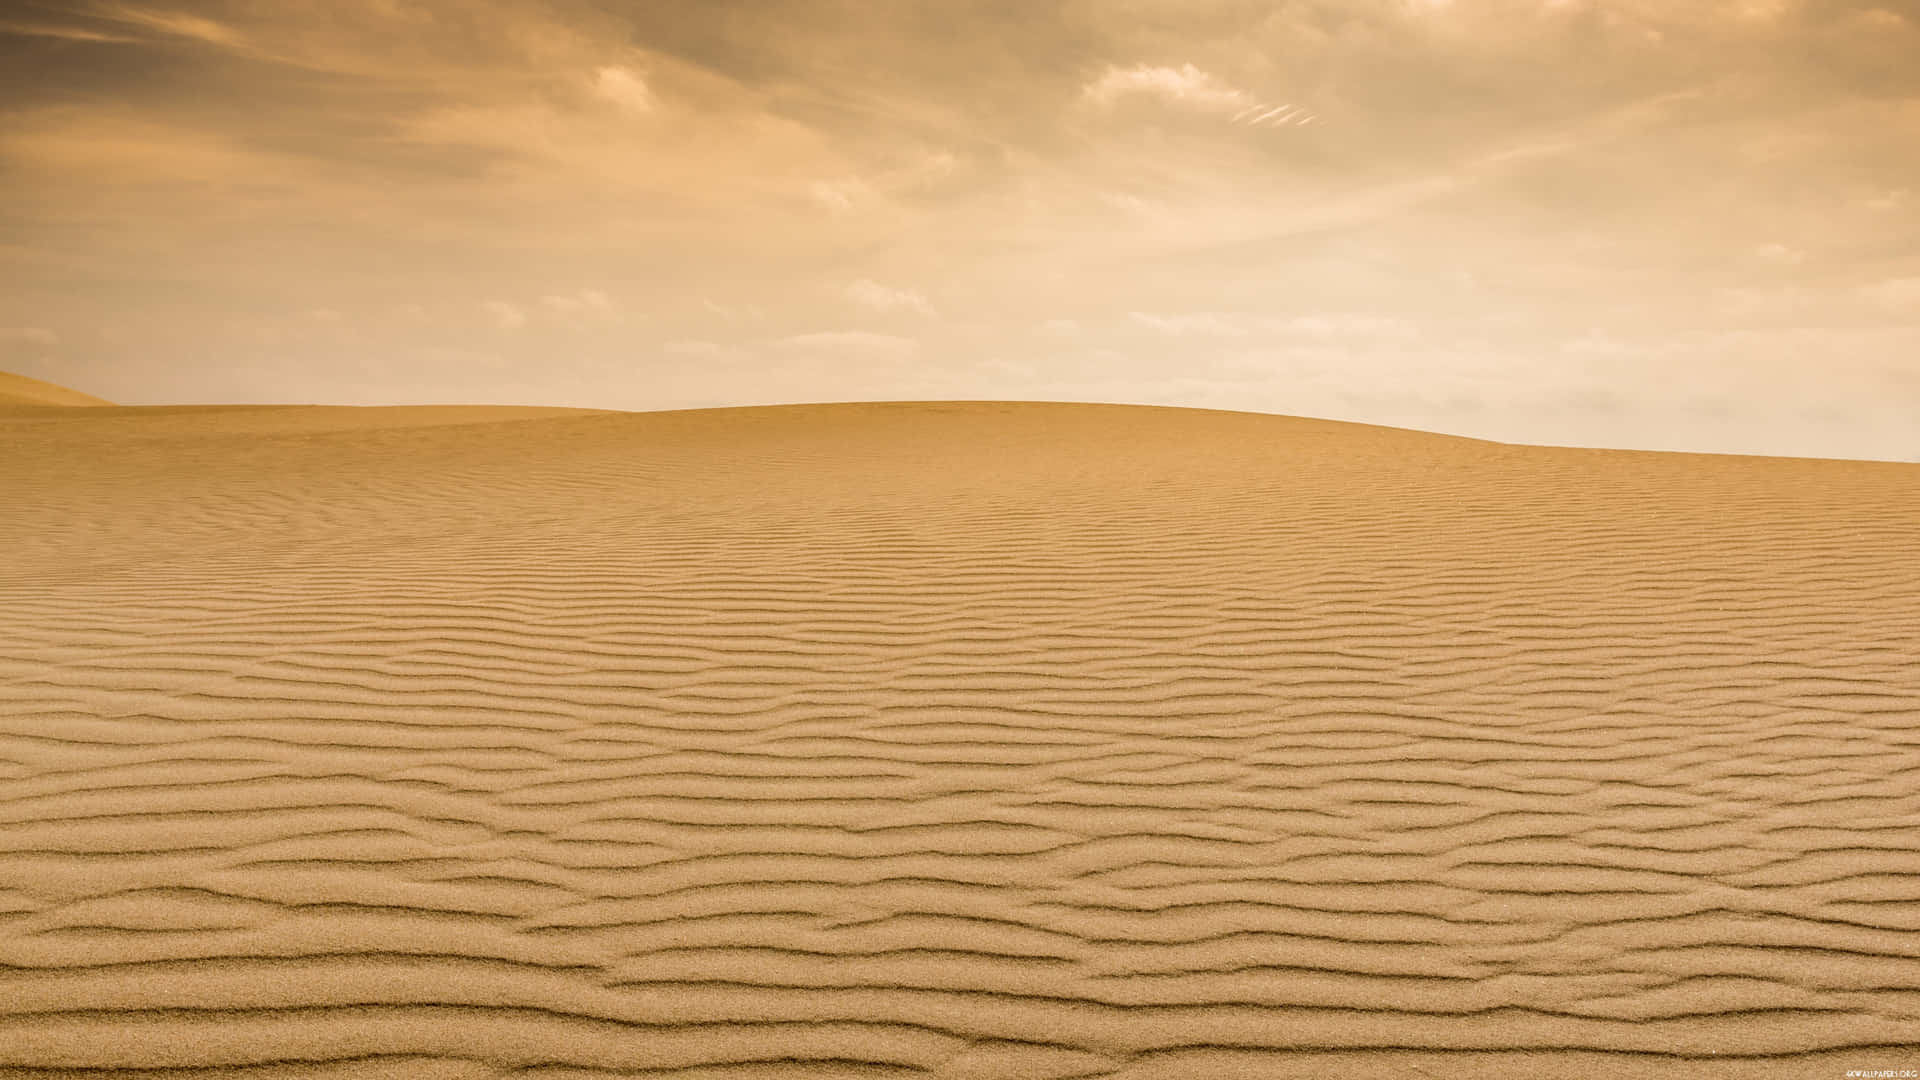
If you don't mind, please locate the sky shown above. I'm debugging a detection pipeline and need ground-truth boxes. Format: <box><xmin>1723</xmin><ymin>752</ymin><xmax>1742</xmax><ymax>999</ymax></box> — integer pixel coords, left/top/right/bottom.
<box><xmin>2</xmin><ymin>0</ymin><xmax>1917</xmax><ymax>460</ymax></box>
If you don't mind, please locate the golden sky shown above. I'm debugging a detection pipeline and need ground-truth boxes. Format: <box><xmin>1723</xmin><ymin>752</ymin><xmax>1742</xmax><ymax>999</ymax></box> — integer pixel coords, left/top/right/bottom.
<box><xmin>3</xmin><ymin>0</ymin><xmax>1917</xmax><ymax>458</ymax></box>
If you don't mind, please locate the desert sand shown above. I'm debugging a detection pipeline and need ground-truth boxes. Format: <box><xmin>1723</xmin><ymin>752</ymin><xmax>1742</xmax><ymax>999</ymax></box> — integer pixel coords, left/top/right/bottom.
<box><xmin>2</xmin><ymin>380</ymin><xmax>1917</xmax><ymax>1078</ymax></box>
<box><xmin>0</xmin><ymin>372</ymin><xmax>116</xmax><ymax>409</ymax></box>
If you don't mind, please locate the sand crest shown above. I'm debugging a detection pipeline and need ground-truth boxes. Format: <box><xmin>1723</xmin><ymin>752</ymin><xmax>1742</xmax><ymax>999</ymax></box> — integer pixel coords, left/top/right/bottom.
<box><xmin>2</xmin><ymin>388</ymin><xmax>1917</xmax><ymax>1078</ymax></box>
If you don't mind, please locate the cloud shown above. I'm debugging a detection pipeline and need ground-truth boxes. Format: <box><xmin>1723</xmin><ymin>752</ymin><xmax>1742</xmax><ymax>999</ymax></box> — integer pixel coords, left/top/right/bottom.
<box><xmin>977</xmin><ymin>357</ymin><xmax>1036</xmax><ymax>379</ymax></box>
<box><xmin>844</xmin><ymin>278</ymin><xmax>935</xmax><ymax>317</ymax></box>
<box><xmin>808</xmin><ymin>152</ymin><xmax>958</xmax><ymax>216</ymax></box>
<box><xmin>542</xmin><ymin>289</ymin><xmax>614</xmax><ymax>314</ymax></box>
<box><xmin>773</xmin><ymin>330</ymin><xmax>920</xmax><ymax>355</ymax></box>
<box><xmin>1228</xmin><ymin>103</ymin><xmax>1317</xmax><ymax>127</ymax></box>
<box><xmin>0</xmin><ymin>327</ymin><xmax>58</xmax><ymax>345</ymax></box>
<box><xmin>91</xmin><ymin>4</ymin><xmax>243</xmax><ymax>47</ymax></box>
<box><xmin>809</xmin><ymin>179</ymin><xmax>867</xmax><ymax>214</ymax></box>
<box><xmin>1082</xmin><ymin>63</ymin><xmax>1252</xmax><ymax>113</ymax></box>
<box><xmin>0</xmin><ymin>108</ymin><xmax>284</xmax><ymax>189</ymax></box>
<box><xmin>1713</xmin><ymin>284</ymin><xmax>1813</xmax><ymax>319</ymax></box>
<box><xmin>0</xmin><ymin>21</ymin><xmax>141</xmax><ymax>43</ymax></box>
<box><xmin>1080</xmin><ymin>63</ymin><xmax>1319</xmax><ymax>128</ymax></box>
<box><xmin>663</xmin><ymin>339</ymin><xmax>751</xmax><ymax>362</ymax></box>
<box><xmin>1126</xmin><ymin>310</ymin><xmax>1409</xmax><ymax>344</ymax></box>
<box><xmin>1863</xmin><ymin>277</ymin><xmax>1920</xmax><ymax>309</ymax></box>
<box><xmin>1282</xmin><ymin>314</ymin><xmax>1411</xmax><ymax>340</ymax></box>
<box><xmin>592</xmin><ymin>66</ymin><xmax>655</xmax><ymax>112</ymax></box>
<box><xmin>1129</xmin><ymin>311</ymin><xmax>1248</xmax><ymax>337</ymax></box>
<box><xmin>704</xmin><ymin>300</ymin><xmax>766</xmax><ymax>322</ymax></box>
<box><xmin>481</xmin><ymin>301</ymin><xmax>526</xmax><ymax>330</ymax></box>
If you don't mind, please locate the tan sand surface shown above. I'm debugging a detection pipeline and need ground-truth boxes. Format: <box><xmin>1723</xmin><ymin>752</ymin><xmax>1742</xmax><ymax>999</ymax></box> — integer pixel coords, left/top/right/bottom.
<box><xmin>2</xmin><ymin>388</ymin><xmax>1918</xmax><ymax>1078</ymax></box>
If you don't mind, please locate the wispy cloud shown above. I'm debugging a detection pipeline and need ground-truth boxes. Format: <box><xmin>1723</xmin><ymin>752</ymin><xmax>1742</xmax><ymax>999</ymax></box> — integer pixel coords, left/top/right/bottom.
<box><xmin>1229</xmin><ymin>103</ymin><xmax>1318</xmax><ymax>127</ymax></box>
<box><xmin>1129</xmin><ymin>312</ymin><xmax>1247</xmax><ymax>337</ymax></box>
<box><xmin>663</xmin><ymin>339</ymin><xmax>746</xmax><ymax>359</ymax></box>
<box><xmin>705</xmin><ymin>300</ymin><xmax>766</xmax><ymax>323</ymax></box>
<box><xmin>773</xmin><ymin>330</ymin><xmax>920</xmax><ymax>355</ymax></box>
<box><xmin>1863</xmin><ymin>277</ymin><xmax>1920</xmax><ymax>309</ymax></box>
<box><xmin>542</xmin><ymin>289</ymin><xmax>614</xmax><ymax>314</ymax></box>
<box><xmin>1082</xmin><ymin>63</ymin><xmax>1318</xmax><ymax>129</ymax></box>
<box><xmin>89</xmin><ymin>4</ymin><xmax>243</xmax><ymax>47</ymax></box>
<box><xmin>592</xmin><ymin>66</ymin><xmax>655</xmax><ymax>112</ymax></box>
<box><xmin>808</xmin><ymin>179</ymin><xmax>868</xmax><ymax>214</ymax></box>
<box><xmin>481</xmin><ymin>301</ymin><xmax>526</xmax><ymax>330</ymax></box>
<box><xmin>0</xmin><ymin>21</ymin><xmax>141</xmax><ymax>43</ymax></box>
<box><xmin>1082</xmin><ymin>64</ymin><xmax>1252</xmax><ymax>113</ymax></box>
<box><xmin>844</xmin><ymin>279</ymin><xmax>935</xmax><ymax>317</ymax></box>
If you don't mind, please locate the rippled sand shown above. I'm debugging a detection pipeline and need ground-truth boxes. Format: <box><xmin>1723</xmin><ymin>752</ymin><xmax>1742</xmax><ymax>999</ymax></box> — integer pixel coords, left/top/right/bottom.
<box><xmin>2</xmin><ymin>393</ymin><xmax>1917</xmax><ymax>1078</ymax></box>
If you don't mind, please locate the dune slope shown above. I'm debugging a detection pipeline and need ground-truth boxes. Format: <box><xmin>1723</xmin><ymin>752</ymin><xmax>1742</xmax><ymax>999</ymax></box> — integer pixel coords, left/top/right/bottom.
<box><xmin>0</xmin><ymin>372</ymin><xmax>115</xmax><ymax>408</ymax></box>
<box><xmin>1</xmin><ymin>400</ymin><xmax>1917</xmax><ymax>1078</ymax></box>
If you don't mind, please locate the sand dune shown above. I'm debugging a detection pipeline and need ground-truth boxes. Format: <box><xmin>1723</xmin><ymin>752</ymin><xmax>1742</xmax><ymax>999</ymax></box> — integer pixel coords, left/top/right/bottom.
<box><xmin>0</xmin><ymin>372</ymin><xmax>115</xmax><ymax>408</ymax></box>
<box><xmin>2</xmin><ymin>384</ymin><xmax>1918</xmax><ymax>1078</ymax></box>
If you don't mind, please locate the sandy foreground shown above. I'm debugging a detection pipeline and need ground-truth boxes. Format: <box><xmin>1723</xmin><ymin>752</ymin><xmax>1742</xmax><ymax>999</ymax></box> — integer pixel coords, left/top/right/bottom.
<box><xmin>1</xmin><ymin>389</ymin><xmax>1918</xmax><ymax>1079</ymax></box>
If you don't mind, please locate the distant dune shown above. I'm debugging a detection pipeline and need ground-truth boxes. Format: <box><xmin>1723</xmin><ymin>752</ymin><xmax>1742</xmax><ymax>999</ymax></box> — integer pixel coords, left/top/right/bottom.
<box><xmin>0</xmin><ymin>372</ymin><xmax>115</xmax><ymax>408</ymax></box>
<box><xmin>2</xmin><ymin>381</ymin><xmax>1917</xmax><ymax>1078</ymax></box>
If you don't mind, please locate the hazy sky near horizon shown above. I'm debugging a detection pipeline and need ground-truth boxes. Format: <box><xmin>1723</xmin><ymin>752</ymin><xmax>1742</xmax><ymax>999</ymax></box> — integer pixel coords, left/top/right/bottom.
<box><xmin>3</xmin><ymin>0</ymin><xmax>1917</xmax><ymax>458</ymax></box>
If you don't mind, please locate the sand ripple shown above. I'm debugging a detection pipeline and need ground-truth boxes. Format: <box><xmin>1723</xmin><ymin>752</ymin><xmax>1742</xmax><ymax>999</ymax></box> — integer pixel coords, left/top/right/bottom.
<box><xmin>2</xmin><ymin>401</ymin><xmax>1917</xmax><ymax>1077</ymax></box>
